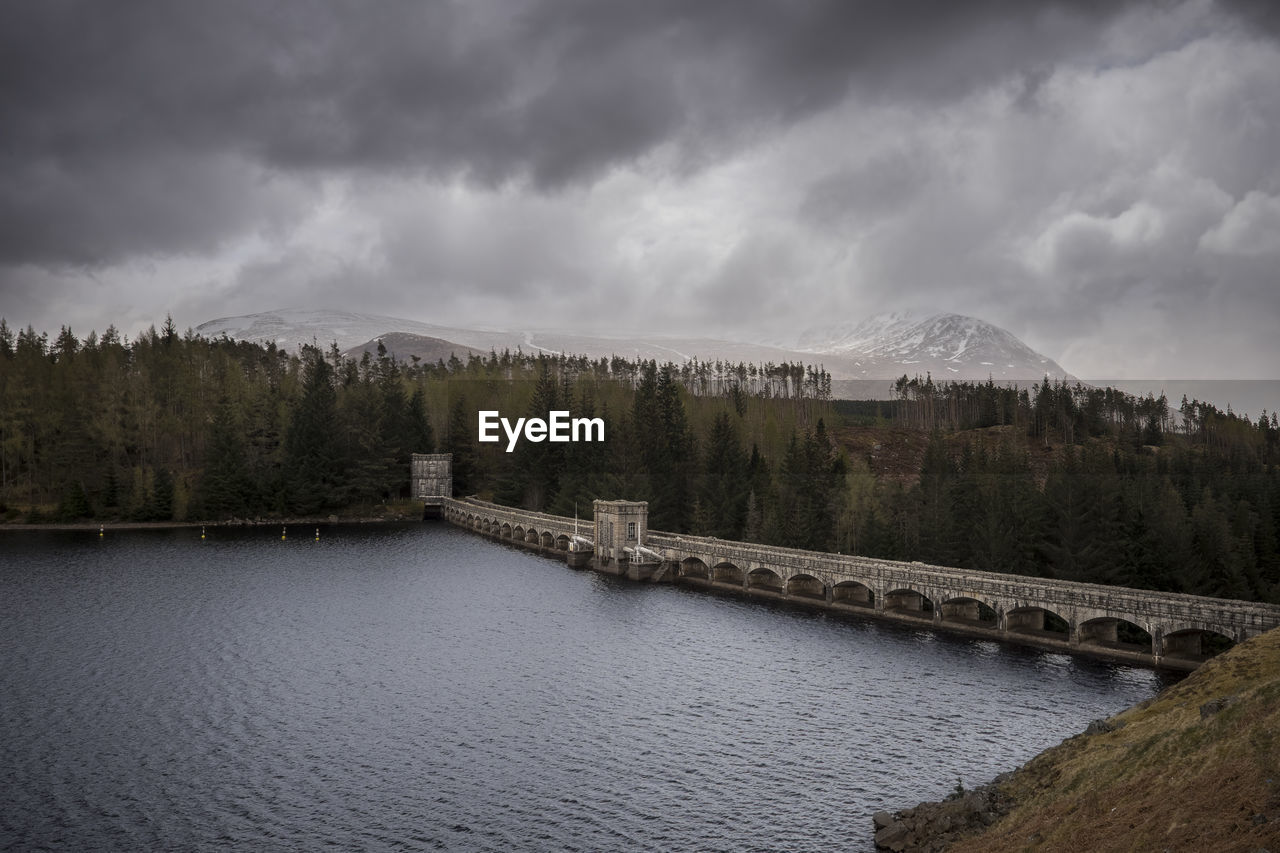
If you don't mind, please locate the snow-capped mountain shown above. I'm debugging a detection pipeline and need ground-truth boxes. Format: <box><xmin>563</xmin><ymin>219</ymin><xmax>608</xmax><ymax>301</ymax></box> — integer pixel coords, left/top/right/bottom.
<box><xmin>195</xmin><ymin>308</ymin><xmax>1071</xmax><ymax>384</ymax></box>
<box><xmin>194</xmin><ymin>308</ymin><xmax>810</xmax><ymax>367</ymax></box>
<box><xmin>792</xmin><ymin>312</ymin><xmax>1072</xmax><ymax>380</ymax></box>
<box><xmin>195</xmin><ymin>308</ymin><xmax>512</xmax><ymax>353</ymax></box>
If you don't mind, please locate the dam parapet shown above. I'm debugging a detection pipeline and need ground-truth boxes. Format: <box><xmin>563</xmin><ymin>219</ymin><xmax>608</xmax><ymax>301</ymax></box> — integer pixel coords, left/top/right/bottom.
<box><xmin>424</xmin><ymin>463</ymin><xmax>1280</xmax><ymax>671</ymax></box>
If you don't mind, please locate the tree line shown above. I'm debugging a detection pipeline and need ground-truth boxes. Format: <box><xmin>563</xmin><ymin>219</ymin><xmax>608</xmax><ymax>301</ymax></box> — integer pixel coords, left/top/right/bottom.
<box><xmin>2</xmin><ymin>318</ymin><xmax>1277</xmax><ymax>604</ymax></box>
<box><xmin>852</xmin><ymin>430</ymin><xmax>1280</xmax><ymax>603</ymax></box>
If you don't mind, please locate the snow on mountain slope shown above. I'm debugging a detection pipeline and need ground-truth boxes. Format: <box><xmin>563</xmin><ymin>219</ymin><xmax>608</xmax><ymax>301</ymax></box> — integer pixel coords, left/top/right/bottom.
<box><xmin>195</xmin><ymin>308</ymin><xmax>1071</xmax><ymax>381</ymax></box>
<box><xmin>195</xmin><ymin>309</ymin><xmax>520</xmax><ymax>353</ymax></box>
<box><xmin>193</xmin><ymin>308</ymin><xmax>808</xmax><ymax>367</ymax></box>
<box><xmin>793</xmin><ymin>312</ymin><xmax>1072</xmax><ymax>379</ymax></box>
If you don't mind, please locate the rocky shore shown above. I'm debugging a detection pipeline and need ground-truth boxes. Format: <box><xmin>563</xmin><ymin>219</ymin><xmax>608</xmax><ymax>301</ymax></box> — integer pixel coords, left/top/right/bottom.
<box><xmin>872</xmin><ymin>778</ymin><xmax>1013</xmax><ymax>852</ymax></box>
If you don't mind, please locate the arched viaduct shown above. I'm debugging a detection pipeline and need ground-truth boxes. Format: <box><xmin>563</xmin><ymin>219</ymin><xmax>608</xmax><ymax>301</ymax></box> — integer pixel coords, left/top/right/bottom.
<box><xmin>442</xmin><ymin>497</ymin><xmax>583</xmax><ymax>554</ymax></box>
<box><xmin>439</xmin><ymin>496</ymin><xmax>1280</xmax><ymax>670</ymax></box>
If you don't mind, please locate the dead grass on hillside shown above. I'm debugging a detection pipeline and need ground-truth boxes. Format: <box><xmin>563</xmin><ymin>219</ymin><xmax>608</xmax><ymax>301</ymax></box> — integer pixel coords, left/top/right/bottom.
<box><xmin>949</xmin><ymin>630</ymin><xmax>1280</xmax><ymax>852</ymax></box>
<box><xmin>831</xmin><ymin>423</ymin><xmax>1065</xmax><ymax>487</ymax></box>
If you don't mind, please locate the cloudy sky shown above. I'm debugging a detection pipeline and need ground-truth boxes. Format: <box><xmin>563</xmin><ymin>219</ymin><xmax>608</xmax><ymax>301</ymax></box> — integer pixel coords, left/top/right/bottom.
<box><xmin>2</xmin><ymin>0</ymin><xmax>1278</xmax><ymax>377</ymax></box>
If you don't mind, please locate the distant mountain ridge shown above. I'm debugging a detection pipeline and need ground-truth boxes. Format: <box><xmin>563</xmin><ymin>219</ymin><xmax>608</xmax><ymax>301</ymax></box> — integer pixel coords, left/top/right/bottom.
<box><xmin>341</xmin><ymin>332</ymin><xmax>484</xmax><ymax>366</ymax></box>
<box><xmin>196</xmin><ymin>309</ymin><xmax>482</xmax><ymax>353</ymax></box>
<box><xmin>195</xmin><ymin>308</ymin><xmax>1072</xmax><ymax>383</ymax></box>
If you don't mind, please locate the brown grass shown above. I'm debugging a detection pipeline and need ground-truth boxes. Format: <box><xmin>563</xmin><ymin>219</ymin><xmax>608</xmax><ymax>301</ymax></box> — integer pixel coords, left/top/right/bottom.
<box><xmin>948</xmin><ymin>629</ymin><xmax>1280</xmax><ymax>852</ymax></box>
<box><xmin>831</xmin><ymin>423</ymin><xmax>1068</xmax><ymax>487</ymax></box>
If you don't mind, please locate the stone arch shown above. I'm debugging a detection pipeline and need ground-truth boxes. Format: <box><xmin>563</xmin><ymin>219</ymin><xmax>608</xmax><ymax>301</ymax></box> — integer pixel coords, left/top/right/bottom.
<box><xmin>1005</xmin><ymin>605</ymin><xmax>1070</xmax><ymax>639</ymax></box>
<box><xmin>1161</xmin><ymin>627</ymin><xmax>1236</xmax><ymax>660</ymax></box>
<box><xmin>500</xmin><ymin>522</ymin><xmax>512</xmax><ymax>539</ymax></box>
<box><xmin>679</xmin><ymin>557</ymin><xmax>710</xmax><ymax>580</ymax></box>
<box><xmin>786</xmin><ymin>573</ymin><xmax>826</xmax><ymax>601</ymax></box>
<box><xmin>513</xmin><ymin>525</ymin><xmax>525</xmax><ymax>542</ymax></box>
<box><xmin>1078</xmin><ymin>616</ymin><xmax>1152</xmax><ymax>651</ymax></box>
<box><xmin>938</xmin><ymin>595</ymin><xmax>998</xmax><ymax>627</ymax></box>
<box><xmin>554</xmin><ymin>534</ymin><xmax>570</xmax><ymax>551</ymax></box>
<box><xmin>746</xmin><ymin>567</ymin><xmax>784</xmax><ymax>593</ymax></box>
<box><xmin>712</xmin><ymin>561</ymin><xmax>744</xmax><ymax>585</ymax></box>
<box><xmin>832</xmin><ymin>580</ymin><xmax>874</xmax><ymax>608</ymax></box>
<box><xmin>884</xmin><ymin>587</ymin><xmax>935</xmax><ymax>618</ymax></box>
<box><xmin>541</xmin><ymin>531</ymin><xmax>555</xmax><ymax>548</ymax></box>
<box><xmin>524</xmin><ymin>528</ymin><xmax>540</xmax><ymax>544</ymax></box>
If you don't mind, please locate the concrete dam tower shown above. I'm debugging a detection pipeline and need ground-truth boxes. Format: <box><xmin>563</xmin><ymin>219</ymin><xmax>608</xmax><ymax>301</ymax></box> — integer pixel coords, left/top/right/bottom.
<box><xmin>411</xmin><ymin>453</ymin><xmax>453</xmax><ymax>518</ymax></box>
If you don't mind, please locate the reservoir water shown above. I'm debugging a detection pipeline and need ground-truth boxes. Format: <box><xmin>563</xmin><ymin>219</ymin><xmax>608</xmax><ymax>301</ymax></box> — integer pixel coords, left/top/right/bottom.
<box><xmin>1</xmin><ymin>522</ymin><xmax>1179</xmax><ymax>851</ymax></box>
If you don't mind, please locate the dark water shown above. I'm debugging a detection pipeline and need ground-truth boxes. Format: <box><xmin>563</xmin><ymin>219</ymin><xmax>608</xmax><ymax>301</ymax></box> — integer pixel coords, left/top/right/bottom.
<box><xmin>1</xmin><ymin>524</ymin><xmax>1178</xmax><ymax>852</ymax></box>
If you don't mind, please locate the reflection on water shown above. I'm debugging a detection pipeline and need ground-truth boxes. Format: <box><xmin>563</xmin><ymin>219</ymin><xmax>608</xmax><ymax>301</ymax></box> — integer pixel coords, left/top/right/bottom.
<box><xmin>1</xmin><ymin>523</ymin><xmax>1179</xmax><ymax>852</ymax></box>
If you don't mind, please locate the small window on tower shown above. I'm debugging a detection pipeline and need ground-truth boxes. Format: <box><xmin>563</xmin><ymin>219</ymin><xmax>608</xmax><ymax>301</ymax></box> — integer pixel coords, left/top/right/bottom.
<box><xmin>627</xmin><ymin>522</ymin><xmax>636</xmax><ymax>540</ymax></box>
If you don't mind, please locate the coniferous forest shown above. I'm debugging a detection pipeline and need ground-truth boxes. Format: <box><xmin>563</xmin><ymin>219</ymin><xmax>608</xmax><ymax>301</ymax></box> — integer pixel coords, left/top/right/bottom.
<box><xmin>2</xmin><ymin>318</ymin><xmax>1279</xmax><ymax>604</ymax></box>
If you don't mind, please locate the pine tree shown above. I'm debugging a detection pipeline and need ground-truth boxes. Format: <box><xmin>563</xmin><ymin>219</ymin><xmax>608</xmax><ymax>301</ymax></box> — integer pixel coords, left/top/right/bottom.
<box><xmin>0</xmin><ymin>318</ymin><xmax>14</xmax><ymax>359</ymax></box>
<box><xmin>519</xmin><ymin>365</ymin><xmax>563</xmax><ymax>509</ymax></box>
<box><xmin>698</xmin><ymin>410</ymin><xmax>748</xmax><ymax>538</ymax></box>
<box><xmin>200</xmin><ymin>396</ymin><xmax>251</xmax><ymax>519</ymax></box>
<box><xmin>1040</xmin><ymin>447</ymin><xmax>1099</xmax><ymax>581</ymax></box>
<box><xmin>652</xmin><ymin>364</ymin><xmax>694</xmax><ymax>531</ymax></box>
<box><xmin>126</xmin><ymin>467</ymin><xmax>155</xmax><ymax>522</ymax></box>
<box><xmin>283</xmin><ymin>347</ymin><xmax>345</xmax><ymax>514</ymax></box>
<box><xmin>744</xmin><ymin>489</ymin><xmax>763</xmax><ymax>543</ymax></box>
<box><xmin>102</xmin><ymin>466</ymin><xmax>119</xmax><ymax>511</ymax></box>
<box><xmin>446</xmin><ymin>395</ymin><xmax>477</xmax><ymax>497</ymax></box>
<box><xmin>406</xmin><ymin>387</ymin><xmax>435</xmax><ymax>454</ymax></box>
<box><xmin>152</xmin><ymin>467</ymin><xmax>175</xmax><ymax>521</ymax></box>
<box><xmin>340</xmin><ymin>371</ymin><xmax>390</xmax><ymax>505</ymax></box>
<box><xmin>914</xmin><ymin>431</ymin><xmax>955</xmax><ymax>564</ymax></box>
<box><xmin>57</xmin><ymin>481</ymin><xmax>91</xmax><ymax>521</ymax></box>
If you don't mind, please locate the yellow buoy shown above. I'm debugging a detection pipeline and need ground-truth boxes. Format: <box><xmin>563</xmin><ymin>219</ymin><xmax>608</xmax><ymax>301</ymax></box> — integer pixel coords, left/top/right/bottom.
<box><xmin>314</xmin><ymin>527</ymin><xmax>320</xmax><ymax>541</ymax></box>
<box><xmin>201</xmin><ymin>525</ymin><xmax>206</xmax><ymax>540</ymax></box>
<box><xmin>98</xmin><ymin>525</ymin><xmax>104</xmax><ymax>538</ymax></box>
<box><xmin>281</xmin><ymin>525</ymin><xmax>287</xmax><ymax>541</ymax></box>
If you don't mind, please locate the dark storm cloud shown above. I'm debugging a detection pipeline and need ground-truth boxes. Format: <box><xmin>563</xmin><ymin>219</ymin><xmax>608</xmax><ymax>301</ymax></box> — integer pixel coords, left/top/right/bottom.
<box><xmin>3</xmin><ymin>0</ymin><xmax>1279</xmax><ymax>378</ymax></box>
<box><xmin>1</xmin><ymin>0</ymin><xmax>1143</xmax><ymax>270</ymax></box>
<box><xmin>1221</xmin><ymin>0</ymin><xmax>1280</xmax><ymax>35</ymax></box>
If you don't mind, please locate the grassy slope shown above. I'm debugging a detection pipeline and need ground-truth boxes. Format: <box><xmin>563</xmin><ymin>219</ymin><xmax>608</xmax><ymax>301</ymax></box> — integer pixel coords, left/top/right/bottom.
<box><xmin>951</xmin><ymin>629</ymin><xmax>1280</xmax><ymax>852</ymax></box>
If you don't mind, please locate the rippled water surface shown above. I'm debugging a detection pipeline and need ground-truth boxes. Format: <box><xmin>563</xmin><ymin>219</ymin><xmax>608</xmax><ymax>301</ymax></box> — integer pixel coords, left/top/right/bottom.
<box><xmin>1</xmin><ymin>523</ymin><xmax>1178</xmax><ymax>851</ymax></box>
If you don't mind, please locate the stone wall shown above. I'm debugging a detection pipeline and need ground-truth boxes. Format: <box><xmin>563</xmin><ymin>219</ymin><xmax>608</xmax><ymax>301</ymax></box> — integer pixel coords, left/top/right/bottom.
<box><xmin>439</xmin><ymin>496</ymin><xmax>1280</xmax><ymax>665</ymax></box>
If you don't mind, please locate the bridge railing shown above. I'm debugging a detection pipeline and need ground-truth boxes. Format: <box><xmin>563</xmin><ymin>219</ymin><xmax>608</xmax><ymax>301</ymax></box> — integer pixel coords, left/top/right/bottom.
<box><xmin>438</xmin><ymin>498</ymin><xmax>1280</xmax><ymax>633</ymax></box>
<box><xmin>444</xmin><ymin>497</ymin><xmax>593</xmax><ymax>541</ymax></box>
<box><xmin>645</xmin><ymin>530</ymin><xmax>1280</xmax><ymax>629</ymax></box>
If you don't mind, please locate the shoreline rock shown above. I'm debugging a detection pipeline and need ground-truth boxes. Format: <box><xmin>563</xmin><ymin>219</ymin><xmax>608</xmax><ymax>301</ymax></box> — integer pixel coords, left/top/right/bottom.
<box><xmin>873</xmin><ymin>780</ymin><xmax>1012</xmax><ymax>852</ymax></box>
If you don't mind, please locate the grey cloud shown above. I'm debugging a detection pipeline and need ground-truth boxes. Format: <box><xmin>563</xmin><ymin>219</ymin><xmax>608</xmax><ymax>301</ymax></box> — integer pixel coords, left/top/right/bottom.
<box><xmin>799</xmin><ymin>147</ymin><xmax>933</xmax><ymax>227</ymax></box>
<box><xmin>1220</xmin><ymin>0</ymin><xmax>1280</xmax><ymax>35</ymax></box>
<box><xmin>1</xmin><ymin>0</ymin><xmax>1151</xmax><ymax>270</ymax></box>
<box><xmin>0</xmin><ymin>153</ymin><xmax>310</xmax><ymax>267</ymax></box>
<box><xmin>2</xmin><ymin>0</ymin><xmax>1279</xmax><ymax>379</ymax></box>
<box><xmin>1200</xmin><ymin>191</ymin><xmax>1280</xmax><ymax>257</ymax></box>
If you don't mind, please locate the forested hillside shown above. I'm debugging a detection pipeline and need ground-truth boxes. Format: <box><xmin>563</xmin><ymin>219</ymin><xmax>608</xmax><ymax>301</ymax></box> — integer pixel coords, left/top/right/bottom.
<box><xmin>2</xmin><ymin>317</ymin><xmax>1278</xmax><ymax>604</ymax></box>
